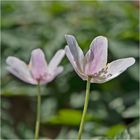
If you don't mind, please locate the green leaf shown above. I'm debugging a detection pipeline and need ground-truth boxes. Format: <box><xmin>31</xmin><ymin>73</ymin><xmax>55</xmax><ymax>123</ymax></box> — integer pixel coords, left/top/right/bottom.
<box><xmin>46</xmin><ymin>109</ymin><xmax>92</xmax><ymax>126</ymax></box>
<box><xmin>106</xmin><ymin>124</ymin><xmax>126</xmax><ymax>138</ymax></box>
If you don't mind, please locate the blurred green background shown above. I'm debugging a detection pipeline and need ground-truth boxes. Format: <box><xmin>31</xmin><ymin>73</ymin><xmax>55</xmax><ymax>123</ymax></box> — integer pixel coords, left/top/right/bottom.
<box><xmin>1</xmin><ymin>1</ymin><xmax>139</xmax><ymax>139</ymax></box>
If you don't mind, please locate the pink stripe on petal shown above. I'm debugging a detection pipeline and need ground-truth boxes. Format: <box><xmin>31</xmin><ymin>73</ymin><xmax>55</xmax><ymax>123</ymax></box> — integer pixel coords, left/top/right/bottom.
<box><xmin>41</xmin><ymin>66</ymin><xmax>64</xmax><ymax>84</ymax></box>
<box><xmin>39</xmin><ymin>68</ymin><xmax>62</xmax><ymax>85</ymax></box>
<box><xmin>65</xmin><ymin>45</ymin><xmax>87</xmax><ymax>80</ymax></box>
<box><xmin>30</xmin><ymin>49</ymin><xmax>48</xmax><ymax>81</ymax></box>
<box><xmin>65</xmin><ymin>35</ymin><xmax>84</xmax><ymax>72</ymax></box>
<box><xmin>85</xmin><ymin>36</ymin><xmax>108</xmax><ymax>75</ymax></box>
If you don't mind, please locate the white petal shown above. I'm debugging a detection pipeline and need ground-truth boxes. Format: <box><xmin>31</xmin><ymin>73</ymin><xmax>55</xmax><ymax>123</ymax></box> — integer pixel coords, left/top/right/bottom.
<box><xmin>105</xmin><ymin>57</ymin><xmax>135</xmax><ymax>82</ymax></box>
<box><xmin>6</xmin><ymin>56</ymin><xmax>37</xmax><ymax>84</ymax></box>
<box><xmin>65</xmin><ymin>35</ymin><xmax>84</xmax><ymax>72</ymax></box>
<box><xmin>65</xmin><ymin>45</ymin><xmax>87</xmax><ymax>80</ymax></box>
<box><xmin>85</xmin><ymin>36</ymin><xmax>108</xmax><ymax>75</ymax></box>
<box><xmin>90</xmin><ymin>57</ymin><xmax>135</xmax><ymax>83</ymax></box>
<box><xmin>90</xmin><ymin>78</ymin><xmax>106</xmax><ymax>84</ymax></box>
<box><xmin>108</xmin><ymin>57</ymin><xmax>135</xmax><ymax>75</ymax></box>
<box><xmin>55</xmin><ymin>66</ymin><xmax>64</xmax><ymax>75</ymax></box>
<box><xmin>48</xmin><ymin>49</ymin><xmax>65</xmax><ymax>72</ymax></box>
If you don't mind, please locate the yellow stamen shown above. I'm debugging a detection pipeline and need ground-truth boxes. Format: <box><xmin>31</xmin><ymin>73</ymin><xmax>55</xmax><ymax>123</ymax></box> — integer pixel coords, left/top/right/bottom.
<box><xmin>28</xmin><ymin>63</ymin><xmax>32</xmax><ymax>69</ymax></box>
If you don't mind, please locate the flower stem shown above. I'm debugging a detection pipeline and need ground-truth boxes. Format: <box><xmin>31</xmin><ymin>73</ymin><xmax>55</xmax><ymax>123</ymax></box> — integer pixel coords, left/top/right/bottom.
<box><xmin>34</xmin><ymin>82</ymin><xmax>41</xmax><ymax>140</ymax></box>
<box><xmin>77</xmin><ymin>77</ymin><xmax>91</xmax><ymax>140</ymax></box>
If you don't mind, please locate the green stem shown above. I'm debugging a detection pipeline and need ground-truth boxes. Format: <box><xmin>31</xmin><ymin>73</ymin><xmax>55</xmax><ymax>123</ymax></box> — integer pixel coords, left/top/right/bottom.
<box><xmin>34</xmin><ymin>82</ymin><xmax>41</xmax><ymax>140</ymax></box>
<box><xmin>77</xmin><ymin>77</ymin><xmax>91</xmax><ymax>140</ymax></box>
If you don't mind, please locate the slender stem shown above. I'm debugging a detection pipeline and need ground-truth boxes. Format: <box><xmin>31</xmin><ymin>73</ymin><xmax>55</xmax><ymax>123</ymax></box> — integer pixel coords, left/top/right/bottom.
<box><xmin>77</xmin><ymin>77</ymin><xmax>91</xmax><ymax>140</ymax></box>
<box><xmin>34</xmin><ymin>82</ymin><xmax>41</xmax><ymax>140</ymax></box>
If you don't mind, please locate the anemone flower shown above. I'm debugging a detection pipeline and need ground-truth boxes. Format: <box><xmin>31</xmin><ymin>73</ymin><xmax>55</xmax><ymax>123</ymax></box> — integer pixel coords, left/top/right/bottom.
<box><xmin>6</xmin><ymin>48</ymin><xmax>65</xmax><ymax>140</ymax></box>
<box><xmin>65</xmin><ymin>35</ymin><xmax>135</xmax><ymax>140</ymax></box>
<box><xmin>6</xmin><ymin>48</ymin><xmax>65</xmax><ymax>85</ymax></box>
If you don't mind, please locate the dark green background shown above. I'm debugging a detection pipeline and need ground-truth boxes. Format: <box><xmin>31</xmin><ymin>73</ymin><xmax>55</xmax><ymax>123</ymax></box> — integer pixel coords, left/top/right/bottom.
<box><xmin>1</xmin><ymin>1</ymin><xmax>139</xmax><ymax>139</ymax></box>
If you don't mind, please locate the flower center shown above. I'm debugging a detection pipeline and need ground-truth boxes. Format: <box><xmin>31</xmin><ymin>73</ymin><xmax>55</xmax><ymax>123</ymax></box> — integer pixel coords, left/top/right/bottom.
<box><xmin>92</xmin><ymin>65</ymin><xmax>112</xmax><ymax>79</ymax></box>
<box><xmin>35</xmin><ymin>73</ymin><xmax>48</xmax><ymax>82</ymax></box>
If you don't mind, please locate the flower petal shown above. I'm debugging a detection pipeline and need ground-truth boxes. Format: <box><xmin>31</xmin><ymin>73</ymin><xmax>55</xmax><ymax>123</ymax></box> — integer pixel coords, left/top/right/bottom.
<box><xmin>90</xmin><ymin>57</ymin><xmax>135</xmax><ymax>84</ymax></box>
<box><xmin>30</xmin><ymin>48</ymin><xmax>48</xmax><ymax>80</ymax></box>
<box><xmin>105</xmin><ymin>57</ymin><xmax>135</xmax><ymax>81</ymax></box>
<box><xmin>90</xmin><ymin>77</ymin><xmax>106</xmax><ymax>84</ymax></box>
<box><xmin>65</xmin><ymin>35</ymin><xmax>84</xmax><ymax>72</ymax></box>
<box><xmin>40</xmin><ymin>67</ymin><xmax>64</xmax><ymax>85</ymax></box>
<box><xmin>65</xmin><ymin>45</ymin><xmax>87</xmax><ymax>80</ymax></box>
<box><xmin>6</xmin><ymin>56</ymin><xmax>37</xmax><ymax>84</ymax></box>
<box><xmin>55</xmin><ymin>66</ymin><xmax>64</xmax><ymax>76</ymax></box>
<box><xmin>85</xmin><ymin>36</ymin><xmax>108</xmax><ymax>75</ymax></box>
<box><xmin>48</xmin><ymin>49</ymin><xmax>65</xmax><ymax>72</ymax></box>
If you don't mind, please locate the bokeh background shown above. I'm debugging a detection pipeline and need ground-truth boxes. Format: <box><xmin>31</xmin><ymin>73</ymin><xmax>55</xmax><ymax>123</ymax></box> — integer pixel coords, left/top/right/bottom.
<box><xmin>1</xmin><ymin>1</ymin><xmax>139</xmax><ymax>139</ymax></box>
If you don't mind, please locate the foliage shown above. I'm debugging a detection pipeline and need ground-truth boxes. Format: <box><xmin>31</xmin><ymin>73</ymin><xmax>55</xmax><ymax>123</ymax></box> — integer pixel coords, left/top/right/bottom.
<box><xmin>1</xmin><ymin>1</ymin><xmax>139</xmax><ymax>139</ymax></box>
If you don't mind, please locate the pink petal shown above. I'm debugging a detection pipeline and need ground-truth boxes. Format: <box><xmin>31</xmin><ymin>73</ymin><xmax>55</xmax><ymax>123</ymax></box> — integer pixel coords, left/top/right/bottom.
<box><xmin>29</xmin><ymin>48</ymin><xmax>48</xmax><ymax>81</ymax></box>
<box><xmin>65</xmin><ymin>35</ymin><xmax>84</xmax><ymax>72</ymax></box>
<box><xmin>42</xmin><ymin>50</ymin><xmax>65</xmax><ymax>84</ymax></box>
<box><xmin>48</xmin><ymin>49</ymin><xmax>65</xmax><ymax>72</ymax></box>
<box><xmin>84</xmin><ymin>36</ymin><xmax>108</xmax><ymax>75</ymax></box>
<box><xmin>65</xmin><ymin>45</ymin><xmax>87</xmax><ymax>80</ymax></box>
<box><xmin>6</xmin><ymin>56</ymin><xmax>37</xmax><ymax>84</ymax></box>
<box><xmin>39</xmin><ymin>67</ymin><xmax>63</xmax><ymax>85</ymax></box>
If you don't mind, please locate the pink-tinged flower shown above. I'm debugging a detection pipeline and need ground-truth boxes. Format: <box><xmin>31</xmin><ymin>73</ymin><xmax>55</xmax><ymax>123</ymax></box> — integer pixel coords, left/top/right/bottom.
<box><xmin>65</xmin><ymin>35</ymin><xmax>135</xmax><ymax>83</ymax></box>
<box><xmin>6</xmin><ymin>48</ymin><xmax>65</xmax><ymax>85</ymax></box>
